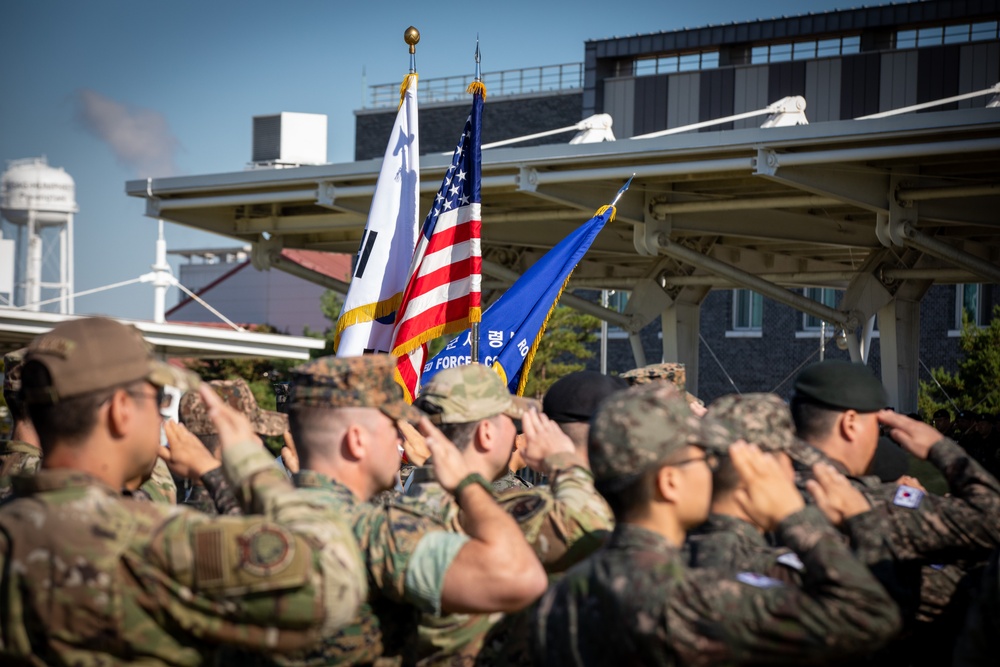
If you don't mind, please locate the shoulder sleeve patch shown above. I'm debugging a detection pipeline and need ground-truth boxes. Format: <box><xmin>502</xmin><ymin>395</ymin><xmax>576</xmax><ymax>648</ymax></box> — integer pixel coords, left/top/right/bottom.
<box><xmin>736</xmin><ymin>572</ymin><xmax>785</xmax><ymax>589</ymax></box>
<box><xmin>892</xmin><ymin>484</ymin><xmax>925</xmax><ymax>509</ymax></box>
<box><xmin>502</xmin><ymin>494</ymin><xmax>547</xmax><ymax>524</ymax></box>
<box><xmin>191</xmin><ymin>520</ymin><xmax>310</xmax><ymax>594</ymax></box>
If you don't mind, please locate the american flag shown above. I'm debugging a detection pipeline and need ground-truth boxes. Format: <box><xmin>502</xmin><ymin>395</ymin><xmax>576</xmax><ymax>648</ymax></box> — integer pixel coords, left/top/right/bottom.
<box><xmin>391</xmin><ymin>89</ymin><xmax>484</xmax><ymax>401</ymax></box>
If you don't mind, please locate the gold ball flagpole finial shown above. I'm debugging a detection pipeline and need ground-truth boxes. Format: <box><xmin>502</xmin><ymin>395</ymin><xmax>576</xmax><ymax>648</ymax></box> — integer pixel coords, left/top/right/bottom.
<box><xmin>405</xmin><ymin>26</ymin><xmax>420</xmax><ymax>54</ymax></box>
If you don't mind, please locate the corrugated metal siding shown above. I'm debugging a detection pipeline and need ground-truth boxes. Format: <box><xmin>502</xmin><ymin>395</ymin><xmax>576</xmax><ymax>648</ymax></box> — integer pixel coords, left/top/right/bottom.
<box><xmin>604</xmin><ymin>77</ymin><xmax>636</xmax><ymax>138</ymax></box>
<box><xmin>733</xmin><ymin>66</ymin><xmax>770</xmax><ymax>129</ymax></box>
<box><xmin>666</xmin><ymin>72</ymin><xmax>700</xmax><ymax>130</ymax></box>
<box><xmin>633</xmin><ymin>74</ymin><xmax>670</xmax><ymax>135</ymax></box>
<box><xmin>879</xmin><ymin>51</ymin><xmax>919</xmax><ymax>112</ymax></box>
<box><xmin>768</xmin><ymin>61</ymin><xmax>808</xmax><ymax>101</ymax></box>
<box><xmin>805</xmin><ymin>58</ymin><xmax>843</xmax><ymax>122</ymax></box>
<box><xmin>917</xmin><ymin>44</ymin><xmax>961</xmax><ymax>111</ymax></box>
<box><xmin>958</xmin><ymin>41</ymin><xmax>1000</xmax><ymax>109</ymax></box>
<box><xmin>840</xmin><ymin>52</ymin><xmax>881</xmax><ymax>118</ymax></box>
<box><xmin>699</xmin><ymin>69</ymin><xmax>736</xmax><ymax>131</ymax></box>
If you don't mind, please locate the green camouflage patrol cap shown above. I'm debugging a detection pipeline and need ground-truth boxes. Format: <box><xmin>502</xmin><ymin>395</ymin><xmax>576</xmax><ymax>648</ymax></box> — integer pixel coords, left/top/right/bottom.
<box><xmin>3</xmin><ymin>347</ymin><xmax>26</xmax><ymax>394</ymax></box>
<box><xmin>22</xmin><ymin>317</ymin><xmax>199</xmax><ymax>405</ymax></box>
<box><xmin>416</xmin><ymin>363</ymin><xmax>530</xmax><ymax>425</ymax></box>
<box><xmin>589</xmin><ymin>382</ymin><xmax>709</xmax><ymax>487</ymax></box>
<box><xmin>180</xmin><ymin>377</ymin><xmax>289</xmax><ymax>436</ymax></box>
<box><xmin>793</xmin><ymin>360</ymin><xmax>888</xmax><ymax>412</ymax></box>
<box><xmin>703</xmin><ymin>393</ymin><xmax>795</xmax><ymax>453</ymax></box>
<box><xmin>289</xmin><ymin>354</ymin><xmax>423</xmax><ymax>423</ymax></box>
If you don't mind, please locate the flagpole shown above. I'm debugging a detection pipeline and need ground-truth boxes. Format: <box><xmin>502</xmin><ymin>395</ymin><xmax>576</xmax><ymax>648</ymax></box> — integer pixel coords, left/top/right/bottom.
<box><xmin>471</xmin><ymin>36</ymin><xmax>482</xmax><ymax>364</ymax></box>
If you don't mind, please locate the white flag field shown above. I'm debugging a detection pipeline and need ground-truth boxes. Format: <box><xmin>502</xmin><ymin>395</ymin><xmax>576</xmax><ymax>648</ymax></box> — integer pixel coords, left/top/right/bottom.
<box><xmin>334</xmin><ymin>73</ymin><xmax>420</xmax><ymax>356</ymax></box>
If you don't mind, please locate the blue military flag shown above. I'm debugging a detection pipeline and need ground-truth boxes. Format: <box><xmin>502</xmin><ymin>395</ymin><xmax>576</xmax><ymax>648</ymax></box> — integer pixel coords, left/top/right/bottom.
<box><xmin>421</xmin><ymin>177</ymin><xmax>632</xmax><ymax>395</ymax></box>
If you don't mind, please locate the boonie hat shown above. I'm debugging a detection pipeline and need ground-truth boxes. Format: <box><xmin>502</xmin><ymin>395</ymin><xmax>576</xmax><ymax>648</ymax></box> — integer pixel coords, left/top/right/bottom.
<box><xmin>417</xmin><ymin>363</ymin><xmax>530</xmax><ymax>425</ymax></box>
<box><xmin>181</xmin><ymin>377</ymin><xmax>288</xmax><ymax>436</ymax></box>
<box><xmin>290</xmin><ymin>354</ymin><xmax>423</xmax><ymax>423</ymax></box>
<box><xmin>22</xmin><ymin>317</ymin><xmax>199</xmax><ymax>404</ymax></box>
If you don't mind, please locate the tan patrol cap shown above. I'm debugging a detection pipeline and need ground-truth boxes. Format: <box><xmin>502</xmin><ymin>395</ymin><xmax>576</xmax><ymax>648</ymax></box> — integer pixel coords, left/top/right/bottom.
<box><xmin>416</xmin><ymin>363</ymin><xmax>530</xmax><ymax>425</ymax></box>
<box><xmin>22</xmin><ymin>317</ymin><xmax>199</xmax><ymax>404</ymax></box>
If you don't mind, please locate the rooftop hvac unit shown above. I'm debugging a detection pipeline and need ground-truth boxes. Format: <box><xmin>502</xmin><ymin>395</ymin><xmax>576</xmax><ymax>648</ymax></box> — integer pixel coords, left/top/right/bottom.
<box><xmin>251</xmin><ymin>112</ymin><xmax>327</xmax><ymax>168</ymax></box>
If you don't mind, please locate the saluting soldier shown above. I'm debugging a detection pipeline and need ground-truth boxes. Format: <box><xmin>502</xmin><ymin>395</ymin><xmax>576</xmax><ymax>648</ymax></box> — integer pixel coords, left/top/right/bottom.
<box><xmin>533</xmin><ymin>382</ymin><xmax>901</xmax><ymax>666</ymax></box>
<box><xmin>0</xmin><ymin>317</ymin><xmax>367</xmax><ymax>665</ymax></box>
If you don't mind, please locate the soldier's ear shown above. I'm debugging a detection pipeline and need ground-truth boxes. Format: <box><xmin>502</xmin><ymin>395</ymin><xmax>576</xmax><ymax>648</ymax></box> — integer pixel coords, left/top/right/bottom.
<box><xmin>106</xmin><ymin>388</ymin><xmax>132</xmax><ymax>438</ymax></box>
<box><xmin>342</xmin><ymin>423</ymin><xmax>366</xmax><ymax>462</ymax></box>
<box><xmin>654</xmin><ymin>465</ymin><xmax>681</xmax><ymax>503</ymax></box>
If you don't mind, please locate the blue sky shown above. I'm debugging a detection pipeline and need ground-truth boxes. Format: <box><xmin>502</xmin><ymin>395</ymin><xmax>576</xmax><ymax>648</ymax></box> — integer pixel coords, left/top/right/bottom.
<box><xmin>1</xmin><ymin>0</ymin><xmax>867</xmax><ymax>320</ymax></box>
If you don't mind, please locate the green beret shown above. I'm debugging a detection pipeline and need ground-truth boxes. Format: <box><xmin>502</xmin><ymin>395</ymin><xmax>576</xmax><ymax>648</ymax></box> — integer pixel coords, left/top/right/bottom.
<box><xmin>792</xmin><ymin>360</ymin><xmax>887</xmax><ymax>412</ymax></box>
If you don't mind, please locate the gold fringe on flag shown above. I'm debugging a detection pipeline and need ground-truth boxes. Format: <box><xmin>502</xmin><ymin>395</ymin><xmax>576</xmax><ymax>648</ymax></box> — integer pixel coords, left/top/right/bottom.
<box><xmin>399</xmin><ymin>73</ymin><xmax>418</xmax><ymax>110</ymax></box>
<box><xmin>516</xmin><ymin>204</ymin><xmax>616</xmax><ymax>396</ymax></box>
<box><xmin>333</xmin><ymin>292</ymin><xmax>403</xmax><ymax>352</ymax></box>
<box><xmin>466</xmin><ymin>80</ymin><xmax>487</xmax><ymax>100</ymax></box>
<box><xmin>390</xmin><ymin>307</ymin><xmax>482</xmax><ymax>358</ymax></box>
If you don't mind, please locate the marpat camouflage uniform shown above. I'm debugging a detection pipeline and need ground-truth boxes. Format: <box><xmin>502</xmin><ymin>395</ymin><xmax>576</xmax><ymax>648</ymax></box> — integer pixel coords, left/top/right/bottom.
<box><xmin>0</xmin><ymin>439</ymin><xmax>367</xmax><ymax>665</ymax></box>
<box><xmin>490</xmin><ymin>469</ymin><xmax>531</xmax><ymax>493</ymax></box>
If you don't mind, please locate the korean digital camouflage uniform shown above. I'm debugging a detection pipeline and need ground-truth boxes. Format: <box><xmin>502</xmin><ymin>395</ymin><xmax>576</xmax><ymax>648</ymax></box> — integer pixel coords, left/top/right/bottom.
<box><xmin>0</xmin><ymin>316</ymin><xmax>368</xmax><ymax>666</ymax></box>
<box><xmin>177</xmin><ymin>377</ymin><xmax>287</xmax><ymax>515</ymax></box>
<box><xmin>533</xmin><ymin>382</ymin><xmax>901</xmax><ymax>666</ymax></box>
<box><xmin>235</xmin><ymin>355</ymin><xmax>474</xmax><ymax>667</ymax></box>
<box><xmin>683</xmin><ymin>394</ymin><xmax>807</xmax><ymax>583</ymax></box>
<box><xmin>790</xmin><ymin>360</ymin><xmax>1000</xmax><ymax>665</ymax></box>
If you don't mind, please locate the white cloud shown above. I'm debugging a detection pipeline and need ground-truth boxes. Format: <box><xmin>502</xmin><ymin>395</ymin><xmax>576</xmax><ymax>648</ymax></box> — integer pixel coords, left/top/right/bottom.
<box><xmin>75</xmin><ymin>89</ymin><xmax>179</xmax><ymax>177</ymax></box>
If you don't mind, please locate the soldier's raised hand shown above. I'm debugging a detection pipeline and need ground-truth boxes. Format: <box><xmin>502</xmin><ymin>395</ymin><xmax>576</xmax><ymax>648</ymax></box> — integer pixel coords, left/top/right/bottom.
<box><xmin>878</xmin><ymin>410</ymin><xmax>943</xmax><ymax>460</ymax></box>
<box><xmin>417</xmin><ymin>416</ymin><xmax>472</xmax><ymax>493</ymax></box>
<box><xmin>160</xmin><ymin>420</ymin><xmax>220</xmax><ymax>480</ymax></box>
<box><xmin>806</xmin><ymin>462</ymin><xmax>871</xmax><ymax>526</ymax></box>
<box><xmin>280</xmin><ymin>430</ymin><xmax>300</xmax><ymax>474</ymax></box>
<box><xmin>731</xmin><ymin>441</ymin><xmax>806</xmax><ymax>532</ymax></box>
<box><xmin>520</xmin><ymin>408</ymin><xmax>575</xmax><ymax>472</ymax></box>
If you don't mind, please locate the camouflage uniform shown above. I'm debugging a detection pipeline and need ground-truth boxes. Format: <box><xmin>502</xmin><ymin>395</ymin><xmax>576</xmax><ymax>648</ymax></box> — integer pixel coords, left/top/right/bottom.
<box><xmin>177</xmin><ymin>377</ymin><xmax>286</xmax><ymax>515</ymax></box>
<box><xmin>0</xmin><ymin>316</ymin><xmax>367</xmax><ymax>665</ymax></box>
<box><xmin>403</xmin><ymin>365</ymin><xmax>616</xmax><ymax>665</ymax></box>
<box><xmin>0</xmin><ymin>349</ymin><xmax>41</xmax><ymax>503</ymax></box>
<box><xmin>952</xmin><ymin>547</ymin><xmax>1000</xmax><ymax>667</ymax></box>
<box><xmin>234</xmin><ymin>355</ymin><xmax>474</xmax><ymax>667</ymax></box>
<box><xmin>0</xmin><ymin>439</ymin><xmax>368</xmax><ymax>665</ymax></box>
<box><xmin>619</xmin><ymin>362</ymin><xmax>702</xmax><ymax>406</ymax></box>
<box><xmin>533</xmin><ymin>383</ymin><xmax>901</xmax><ymax>666</ymax></box>
<box><xmin>491</xmin><ymin>469</ymin><xmax>531</xmax><ymax>493</ymax></box>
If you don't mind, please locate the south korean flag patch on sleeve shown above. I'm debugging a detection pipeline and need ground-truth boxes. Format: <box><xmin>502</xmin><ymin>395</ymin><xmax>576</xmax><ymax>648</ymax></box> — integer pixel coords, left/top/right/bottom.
<box><xmin>736</xmin><ymin>572</ymin><xmax>785</xmax><ymax>589</ymax></box>
<box><xmin>893</xmin><ymin>484</ymin><xmax>925</xmax><ymax>509</ymax></box>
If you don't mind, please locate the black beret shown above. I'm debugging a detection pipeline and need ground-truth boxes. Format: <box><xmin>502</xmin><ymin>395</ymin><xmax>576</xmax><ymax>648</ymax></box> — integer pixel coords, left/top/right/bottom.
<box><xmin>792</xmin><ymin>360</ymin><xmax>888</xmax><ymax>413</ymax></box>
<box><xmin>542</xmin><ymin>371</ymin><xmax>628</xmax><ymax>423</ymax></box>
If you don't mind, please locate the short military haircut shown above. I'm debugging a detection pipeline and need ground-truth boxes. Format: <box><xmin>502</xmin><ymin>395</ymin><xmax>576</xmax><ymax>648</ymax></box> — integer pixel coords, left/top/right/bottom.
<box><xmin>597</xmin><ymin>468</ymin><xmax>656</xmax><ymax>521</ymax></box>
<box><xmin>23</xmin><ymin>362</ymin><xmax>143</xmax><ymax>450</ymax></box>
<box><xmin>709</xmin><ymin>456</ymin><xmax>741</xmax><ymax>503</ymax></box>
<box><xmin>790</xmin><ymin>397</ymin><xmax>841</xmax><ymax>442</ymax></box>
<box><xmin>413</xmin><ymin>394</ymin><xmax>482</xmax><ymax>451</ymax></box>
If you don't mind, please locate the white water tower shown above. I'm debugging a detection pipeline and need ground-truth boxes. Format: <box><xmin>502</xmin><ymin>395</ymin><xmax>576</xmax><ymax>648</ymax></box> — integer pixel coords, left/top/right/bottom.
<box><xmin>0</xmin><ymin>157</ymin><xmax>77</xmax><ymax>312</ymax></box>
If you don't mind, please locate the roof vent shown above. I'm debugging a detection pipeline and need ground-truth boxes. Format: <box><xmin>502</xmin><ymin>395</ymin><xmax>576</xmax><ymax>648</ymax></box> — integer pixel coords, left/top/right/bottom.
<box><xmin>250</xmin><ymin>112</ymin><xmax>327</xmax><ymax>169</ymax></box>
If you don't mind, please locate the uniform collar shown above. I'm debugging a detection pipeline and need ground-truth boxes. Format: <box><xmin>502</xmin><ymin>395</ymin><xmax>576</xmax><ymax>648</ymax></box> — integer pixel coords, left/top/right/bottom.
<box><xmin>695</xmin><ymin>512</ymin><xmax>766</xmax><ymax>543</ymax></box>
<box><xmin>609</xmin><ymin>522</ymin><xmax>678</xmax><ymax>556</ymax></box>
<box><xmin>292</xmin><ymin>469</ymin><xmax>358</xmax><ymax>505</ymax></box>
<box><xmin>11</xmin><ymin>468</ymin><xmax>119</xmax><ymax>497</ymax></box>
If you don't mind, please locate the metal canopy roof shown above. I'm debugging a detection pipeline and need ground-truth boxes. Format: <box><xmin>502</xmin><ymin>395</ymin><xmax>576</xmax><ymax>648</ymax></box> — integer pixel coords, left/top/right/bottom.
<box><xmin>127</xmin><ymin>107</ymin><xmax>1000</xmax><ymax>337</ymax></box>
<box><xmin>0</xmin><ymin>308</ymin><xmax>326</xmax><ymax>360</ymax></box>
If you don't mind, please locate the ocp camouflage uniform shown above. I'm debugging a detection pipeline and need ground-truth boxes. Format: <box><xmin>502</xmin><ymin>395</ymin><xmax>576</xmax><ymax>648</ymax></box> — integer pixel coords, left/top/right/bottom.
<box><xmin>0</xmin><ymin>439</ymin><xmax>368</xmax><ymax>665</ymax></box>
<box><xmin>490</xmin><ymin>470</ymin><xmax>531</xmax><ymax>493</ymax></box>
<box><xmin>0</xmin><ymin>440</ymin><xmax>42</xmax><ymax>502</ymax></box>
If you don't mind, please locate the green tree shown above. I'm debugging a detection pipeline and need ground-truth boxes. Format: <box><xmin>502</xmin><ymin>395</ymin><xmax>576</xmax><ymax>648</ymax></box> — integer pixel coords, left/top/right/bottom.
<box><xmin>521</xmin><ymin>306</ymin><xmax>601</xmax><ymax>399</ymax></box>
<box><xmin>918</xmin><ymin>305</ymin><xmax>1000</xmax><ymax>418</ymax></box>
